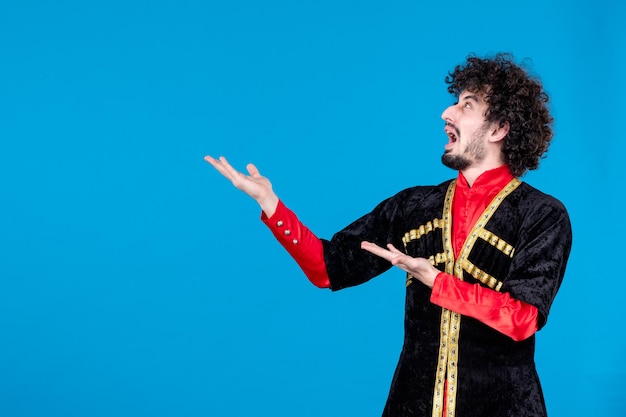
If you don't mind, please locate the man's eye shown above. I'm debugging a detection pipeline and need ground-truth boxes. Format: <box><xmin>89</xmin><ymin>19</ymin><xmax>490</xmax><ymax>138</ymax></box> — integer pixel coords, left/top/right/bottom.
<box><xmin>464</xmin><ymin>102</ymin><xmax>471</xmax><ymax>109</ymax></box>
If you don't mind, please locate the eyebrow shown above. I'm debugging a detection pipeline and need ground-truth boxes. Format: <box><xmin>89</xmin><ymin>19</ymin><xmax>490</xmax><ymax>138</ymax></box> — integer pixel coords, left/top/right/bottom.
<box><xmin>461</xmin><ymin>94</ymin><xmax>480</xmax><ymax>102</ymax></box>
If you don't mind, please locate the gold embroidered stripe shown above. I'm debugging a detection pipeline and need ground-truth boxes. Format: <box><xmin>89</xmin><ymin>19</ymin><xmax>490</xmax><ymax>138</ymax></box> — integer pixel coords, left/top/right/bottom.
<box><xmin>402</xmin><ymin>218</ymin><xmax>444</xmax><ymax>244</ymax></box>
<box><xmin>432</xmin><ymin>182</ymin><xmax>457</xmax><ymax>417</ymax></box>
<box><xmin>432</xmin><ymin>308</ymin><xmax>452</xmax><ymax>417</ymax></box>
<box><xmin>429</xmin><ymin>252</ymin><xmax>448</xmax><ymax>267</ymax></box>
<box><xmin>477</xmin><ymin>228</ymin><xmax>515</xmax><ymax>257</ymax></box>
<box><xmin>460</xmin><ymin>259</ymin><xmax>504</xmax><ymax>291</ymax></box>
<box><xmin>446</xmin><ymin>312</ymin><xmax>461</xmax><ymax>416</ymax></box>
<box><xmin>431</xmin><ymin>178</ymin><xmax>520</xmax><ymax>417</ymax></box>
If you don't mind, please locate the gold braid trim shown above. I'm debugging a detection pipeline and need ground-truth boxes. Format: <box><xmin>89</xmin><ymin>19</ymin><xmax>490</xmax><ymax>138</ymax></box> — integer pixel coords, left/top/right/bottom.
<box><xmin>432</xmin><ymin>181</ymin><xmax>457</xmax><ymax>417</ymax></box>
<box><xmin>460</xmin><ymin>259</ymin><xmax>504</xmax><ymax>291</ymax></box>
<box><xmin>431</xmin><ymin>178</ymin><xmax>522</xmax><ymax>417</ymax></box>
<box><xmin>453</xmin><ymin>226</ymin><xmax>513</xmax><ymax>292</ymax></box>
<box><xmin>402</xmin><ymin>219</ymin><xmax>444</xmax><ymax>245</ymax></box>
<box><xmin>477</xmin><ymin>228</ymin><xmax>515</xmax><ymax>257</ymax></box>
<box><xmin>402</xmin><ymin>218</ymin><xmax>445</xmax><ymax>287</ymax></box>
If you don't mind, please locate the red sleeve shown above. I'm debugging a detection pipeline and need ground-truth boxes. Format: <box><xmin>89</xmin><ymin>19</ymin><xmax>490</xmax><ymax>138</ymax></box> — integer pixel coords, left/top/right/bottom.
<box><xmin>430</xmin><ymin>272</ymin><xmax>538</xmax><ymax>341</ymax></box>
<box><xmin>261</xmin><ymin>200</ymin><xmax>330</xmax><ymax>288</ymax></box>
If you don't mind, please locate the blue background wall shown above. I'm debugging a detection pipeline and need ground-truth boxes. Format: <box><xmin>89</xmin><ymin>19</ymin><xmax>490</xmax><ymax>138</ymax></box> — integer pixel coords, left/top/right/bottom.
<box><xmin>1</xmin><ymin>0</ymin><xmax>623</xmax><ymax>415</ymax></box>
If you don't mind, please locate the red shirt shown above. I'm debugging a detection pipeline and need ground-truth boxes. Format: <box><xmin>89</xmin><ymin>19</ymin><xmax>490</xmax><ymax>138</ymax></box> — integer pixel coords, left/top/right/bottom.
<box><xmin>452</xmin><ymin>165</ymin><xmax>514</xmax><ymax>257</ymax></box>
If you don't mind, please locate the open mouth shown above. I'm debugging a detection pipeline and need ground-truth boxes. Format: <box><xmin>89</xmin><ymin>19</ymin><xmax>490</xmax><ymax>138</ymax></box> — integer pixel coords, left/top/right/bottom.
<box><xmin>445</xmin><ymin>126</ymin><xmax>458</xmax><ymax>143</ymax></box>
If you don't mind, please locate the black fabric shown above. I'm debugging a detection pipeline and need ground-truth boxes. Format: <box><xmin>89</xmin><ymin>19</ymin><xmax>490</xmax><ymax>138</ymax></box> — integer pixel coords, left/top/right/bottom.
<box><xmin>321</xmin><ymin>180</ymin><xmax>572</xmax><ymax>417</ymax></box>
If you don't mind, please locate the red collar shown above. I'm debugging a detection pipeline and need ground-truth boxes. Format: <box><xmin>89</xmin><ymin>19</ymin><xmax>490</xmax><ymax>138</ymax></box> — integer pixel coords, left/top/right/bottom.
<box><xmin>451</xmin><ymin>165</ymin><xmax>515</xmax><ymax>257</ymax></box>
<box><xmin>457</xmin><ymin>165</ymin><xmax>514</xmax><ymax>192</ymax></box>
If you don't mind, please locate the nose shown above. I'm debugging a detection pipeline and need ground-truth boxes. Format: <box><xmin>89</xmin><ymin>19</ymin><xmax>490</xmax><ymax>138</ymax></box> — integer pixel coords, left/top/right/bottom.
<box><xmin>441</xmin><ymin>104</ymin><xmax>454</xmax><ymax>122</ymax></box>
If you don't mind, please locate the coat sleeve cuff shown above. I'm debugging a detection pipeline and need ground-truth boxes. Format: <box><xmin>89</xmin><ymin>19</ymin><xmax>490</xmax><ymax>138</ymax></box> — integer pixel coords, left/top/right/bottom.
<box><xmin>430</xmin><ymin>272</ymin><xmax>538</xmax><ymax>341</ymax></box>
<box><xmin>261</xmin><ymin>200</ymin><xmax>330</xmax><ymax>288</ymax></box>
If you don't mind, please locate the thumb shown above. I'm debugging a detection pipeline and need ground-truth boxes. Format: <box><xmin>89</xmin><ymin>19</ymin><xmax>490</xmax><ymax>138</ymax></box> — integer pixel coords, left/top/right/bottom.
<box><xmin>246</xmin><ymin>163</ymin><xmax>260</xmax><ymax>177</ymax></box>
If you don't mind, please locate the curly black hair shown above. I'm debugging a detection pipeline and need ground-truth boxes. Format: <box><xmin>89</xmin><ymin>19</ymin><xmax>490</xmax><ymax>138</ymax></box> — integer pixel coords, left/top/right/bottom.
<box><xmin>445</xmin><ymin>53</ymin><xmax>553</xmax><ymax>177</ymax></box>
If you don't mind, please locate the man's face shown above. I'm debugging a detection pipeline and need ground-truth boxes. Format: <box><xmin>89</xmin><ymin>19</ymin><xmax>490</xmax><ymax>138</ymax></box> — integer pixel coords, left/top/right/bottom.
<box><xmin>440</xmin><ymin>90</ymin><xmax>492</xmax><ymax>171</ymax></box>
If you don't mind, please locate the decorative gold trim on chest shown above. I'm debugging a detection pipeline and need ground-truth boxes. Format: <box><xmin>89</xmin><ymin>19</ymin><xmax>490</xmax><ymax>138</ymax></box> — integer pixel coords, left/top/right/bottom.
<box><xmin>478</xmin><ymin>228</ymin><xmax>515</xmax><ymax>257</ymax></box>
<box><xmin>402</xmin><ymin>217</ymin><xmax>446</xmax><ymax>287</ymax></box>
<box><xmin>460</xmin><ymin>258</ymin><xmax>504</xmax><ymax>291</ymax></box>
<box><xmin>431</xmin><ymin>178</ymin><xmax>521</xmax><ymax>417</ymax></box>
<box><xmin>455</xmin><ymin>226</ymin><xmax>516</xmax><ymax>291</ymax></box>
<box><xmin>432</xmin><ymin>181</ymin><xmax>459</xmax><ymax>417</ymax></box>
<box><xmin>402</xmin><ymin>219</ymin><xmax>444</xmax><ymax>245</ymax></box>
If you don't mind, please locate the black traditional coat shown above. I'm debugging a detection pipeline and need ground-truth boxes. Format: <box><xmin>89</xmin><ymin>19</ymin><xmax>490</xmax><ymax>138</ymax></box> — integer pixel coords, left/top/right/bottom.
<box><xmin>322</xmin><ymin>178</ymin><xmax>572</xmax><ymax>417</ymax></box>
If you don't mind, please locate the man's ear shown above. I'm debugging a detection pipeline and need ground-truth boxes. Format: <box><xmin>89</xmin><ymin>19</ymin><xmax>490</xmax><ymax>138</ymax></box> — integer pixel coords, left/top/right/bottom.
<box><xmin>489</xmin><ymin>121</ymin><xmax>510</xmax><ymax>143</ymax></box>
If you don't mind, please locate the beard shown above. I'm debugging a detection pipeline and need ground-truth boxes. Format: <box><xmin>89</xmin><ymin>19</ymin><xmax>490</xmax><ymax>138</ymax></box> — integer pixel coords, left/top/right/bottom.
<box><xmin>441</xmin><ymin>152</ymin><xmax>472</xmax><ymax>171</ymax></box>
<box><xmin>441</xmin><ymin>123</ymin><xmax>489</xmax><ymax>171</ymax></box>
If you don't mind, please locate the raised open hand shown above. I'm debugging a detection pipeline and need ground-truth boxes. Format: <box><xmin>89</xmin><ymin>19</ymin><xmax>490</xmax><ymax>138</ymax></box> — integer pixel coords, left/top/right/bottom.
<box><xmin>204</xmin><ymin>155</ymin><xmax>279</xmax><ymax>216</ymax></box>
<box><xmin>360</xmin><ymin>241</ymin><xmax>439</xmax><ymax>288</ymax></box>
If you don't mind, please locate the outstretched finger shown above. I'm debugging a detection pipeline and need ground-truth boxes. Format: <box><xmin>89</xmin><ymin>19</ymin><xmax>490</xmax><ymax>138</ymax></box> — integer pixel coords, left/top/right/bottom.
<box><xmin>204</xmin><ymin>154</ymin><xmax>221</xmax><ymax>169</ymax></box>
<box><xmin>386</xmin><ymin>244</ymin><xmax>404</xmax><ymax>255</ymax></box>
<box><xmin>219</xmin><ymin>156</ymin><xmax>244</xmax><ymax>181</ymax></box>
<box><xmin>205</xmin><ymin>155</ymin><xmax>229</xmax><ymax>177</ymax></box>
<box><xmin>361</xmin><ymin>241</ymin><xmax>393</xmax><ymax>261</ymax></box>
<box><xmin>204</xmin><ymin>155</ymin><xmax>241</xmax><ymax>184</ymax></box>
<box><xmin>217</xmin><ymin>156</ymin><xmax>239</xmax><ymax>177</ymax></box>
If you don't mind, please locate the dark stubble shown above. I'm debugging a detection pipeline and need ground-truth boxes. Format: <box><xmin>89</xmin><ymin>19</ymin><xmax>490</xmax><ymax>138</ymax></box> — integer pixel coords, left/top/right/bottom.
<box><xmin>441</xmin><ymin>122</ymin><xmax>490</xmax><ymax>171</ymax></box>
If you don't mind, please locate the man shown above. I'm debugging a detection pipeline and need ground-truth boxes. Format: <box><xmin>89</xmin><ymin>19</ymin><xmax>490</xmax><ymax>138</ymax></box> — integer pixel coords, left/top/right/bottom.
<box><xmin>205</xmin><ymin>53</ymin><xmax>572</xmax><ymax>417</ymax></box>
